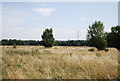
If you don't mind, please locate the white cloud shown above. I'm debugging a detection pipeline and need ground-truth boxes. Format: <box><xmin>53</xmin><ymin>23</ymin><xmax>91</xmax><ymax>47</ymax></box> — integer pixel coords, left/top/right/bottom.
<box><xmin>33</xmin><ymin>8</ymin><xmax>56</xmax><ymax>16</ymax></box>
<box><xmin>80</xmin><ymin>17</ymin><xmax>86</xmax><ymax>21</ymax></box>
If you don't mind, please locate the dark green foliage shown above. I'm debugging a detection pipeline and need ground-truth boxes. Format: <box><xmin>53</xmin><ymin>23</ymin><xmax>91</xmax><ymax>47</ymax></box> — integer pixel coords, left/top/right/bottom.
<box><xmin>1</xmin><ymin>39</ymin><xmax>41</xmax><ymax>46</ymax></box>
<box><xmin>1</xmin><ymin>39</ymin><xmax>88</xmax><ymax>46</ymax></box>
<box><xmin>41</xmin><ymin>28</ymin><xmax>55</xmax><ymax>47</ymax></box>
<box><xmin>93</xmin><ymin>37</ymin><xmax>107</xmax><ymax>50</ymax></box>
<box><xmin>87</xmin><ymin>21</ymin><xmax>105</xmax><ymax>40</ymax></box>
<box><xmin>88</xmin><ymin>48</ymin><xmax>95</xmax><ymax>51</ymax></box>
<box><xmin>87</xmin><ymin>21</ymin><xmax>107</xmax><ymax>50</ymax></box>
<box><xmin>55</xmin><ymin>40</ymin><xmax>88</xmax><ymax>46</ymax></box>
<box><xmin>106</xmin><ymin>25</ymin><xmax>120</xmax><ymax>50</ymax></box>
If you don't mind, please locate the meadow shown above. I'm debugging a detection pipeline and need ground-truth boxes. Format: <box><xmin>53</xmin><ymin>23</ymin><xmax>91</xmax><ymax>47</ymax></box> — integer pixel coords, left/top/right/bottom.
<box><xmin>2</xmin><ymin>46</ymin><xmax>118</xmax><ymax>79</ymax></box>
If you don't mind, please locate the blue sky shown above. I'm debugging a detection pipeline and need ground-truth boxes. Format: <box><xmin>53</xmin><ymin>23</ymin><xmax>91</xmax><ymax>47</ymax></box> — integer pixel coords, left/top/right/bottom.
<box><xmin>2</xmin><ymin>2</ymin><xmax>118</xmax><ymax>40</ymax></box>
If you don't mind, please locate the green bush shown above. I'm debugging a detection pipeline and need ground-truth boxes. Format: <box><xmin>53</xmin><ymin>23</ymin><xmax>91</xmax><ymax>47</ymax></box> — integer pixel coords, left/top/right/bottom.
<box><xmin>105</xmin><ymin>49</ymin><xmax>109</xmax><ymax>52</ymax></box>
<box><xmin>13</xmin><ymin>43</ymin><xmax>16</xmax><ymax>48</ymax></box>
<box><xmin>88</xmin><ymin>48</ymin><xmax>95</xmax><ymax>51</ymax></box>
<box><xmin>95</xmin><ymin>37</ymin><xmax>107</xmax><ymax>51</ymax></box>
<box><xmin>89</xmin><ymin>37</ymin><xmax>107</xmax><ymax>50</ymax></box>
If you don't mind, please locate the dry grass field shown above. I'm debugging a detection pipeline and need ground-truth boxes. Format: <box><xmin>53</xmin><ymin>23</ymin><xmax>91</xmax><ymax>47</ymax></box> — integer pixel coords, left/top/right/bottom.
<box><xmin>1</xmin><ymin>46</ymin><xmax>118</xmax><ymax>79</ymax></box>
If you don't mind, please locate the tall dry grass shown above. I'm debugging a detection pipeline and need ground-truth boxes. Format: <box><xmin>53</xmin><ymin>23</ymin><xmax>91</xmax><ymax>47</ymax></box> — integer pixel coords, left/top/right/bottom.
<box><xmin>2</xmin><ymin>46</ymin><xmax>118</xmax><ymax>79</ymax></box>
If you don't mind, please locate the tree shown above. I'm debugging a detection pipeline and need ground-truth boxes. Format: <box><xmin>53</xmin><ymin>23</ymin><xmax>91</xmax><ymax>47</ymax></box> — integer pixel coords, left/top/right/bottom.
<box><xmin>41</xmin><ymin>28</ymin><xmax>55</xmax><ymax>47</ymax></box>
<box><xmin>87</xmin><ymin>21</ymin><xmax>107</xmax><ymax>50</ymax></box>
<box><xmin>106</xmin><ymin>25</ymin><xmax>120</xmax><ymax>50</ymax></box>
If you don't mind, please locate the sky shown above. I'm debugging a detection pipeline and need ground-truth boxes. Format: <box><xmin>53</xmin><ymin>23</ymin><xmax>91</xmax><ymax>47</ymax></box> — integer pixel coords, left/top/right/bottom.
<box><xmin>1</xmin><ymin>0</ymin><xmax>120</xmax><ymax>2</ymax></box>
<box><xmin>2</xmin><ymin>2</ymin><xmax>118</xmax><ymax>40</ymax></box>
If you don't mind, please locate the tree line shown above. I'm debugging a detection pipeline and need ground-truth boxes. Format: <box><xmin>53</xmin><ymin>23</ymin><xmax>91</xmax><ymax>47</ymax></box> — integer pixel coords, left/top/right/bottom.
<box><xmin>1</xmin><ymin>21</ymin><xmax>120</xmax><ymax>50</ymax></box>
<box><xmin>0</xmin><ymin>39</ymin><xmax>88</xmax><ymax>46</ymax></box>
<box><xmin>106</xmin><ymin>25</ymin><xmax>120</xmax><ymax>50</ymax></box>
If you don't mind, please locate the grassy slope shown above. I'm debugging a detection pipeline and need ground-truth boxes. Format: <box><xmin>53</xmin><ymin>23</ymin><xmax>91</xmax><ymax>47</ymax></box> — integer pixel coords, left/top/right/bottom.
<box><xmin>2</xmin><ymin>46</ymin><xmax>118</xmax><ymax>79</ymax></box>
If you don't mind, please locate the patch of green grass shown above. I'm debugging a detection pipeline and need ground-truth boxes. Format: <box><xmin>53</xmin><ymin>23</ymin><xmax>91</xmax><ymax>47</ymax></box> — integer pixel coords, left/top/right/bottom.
<box><xmin>6</xmin><ymin>49</ymin><xmax>29</xmax><ymax>55</ymax></box>
<box><xmin>6</xmin><ymin>49</ymin><xmax>42</xmax><ymax>55</ymax></box>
